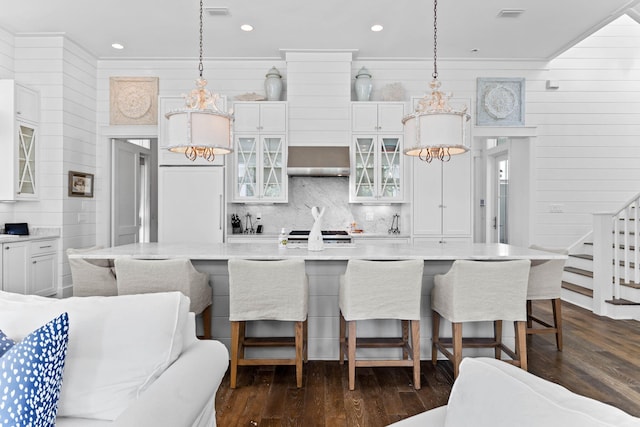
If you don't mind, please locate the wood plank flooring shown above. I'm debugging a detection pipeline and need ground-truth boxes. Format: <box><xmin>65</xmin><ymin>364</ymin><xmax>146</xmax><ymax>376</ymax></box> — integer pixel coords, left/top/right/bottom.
<box><xmin>215</xmin><ymin>301</ymin><xmax>640</xmax><ymax>426</ymax></box>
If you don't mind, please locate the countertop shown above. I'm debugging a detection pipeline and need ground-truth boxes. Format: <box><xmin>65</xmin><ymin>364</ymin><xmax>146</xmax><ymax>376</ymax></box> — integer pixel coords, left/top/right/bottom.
<box><xmin>69</xmin><ymin>241</ymin><xmax>566</xmax><ymax>261</ymax></box>
<box><xmin>0</xmin><ymin>233</ymin><xmax>59</xmax><ymax>243</ymax></box>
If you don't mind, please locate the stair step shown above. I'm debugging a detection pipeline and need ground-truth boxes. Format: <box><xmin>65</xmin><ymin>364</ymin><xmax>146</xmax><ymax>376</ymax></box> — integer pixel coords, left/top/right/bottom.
<box><xmin>619</xmin><ymin>280</ymin><xmax>640</xmax><ymax>289</ymax></box>
<box><xmin>564</xmin><ymin>266</ymin><xmax>593</xmax><ymax>278</ymax></box>
<box><xmin>572</xmin><ymin>254</ymin><xmax>593</xmax><ymax>261</ymax></box>
<box><xmin>616</xmin><ymin>260</ymin><xmax>636</xmax><ymax>268</ymax></box>
<box><xmin>585</xmin><ymin>242</ymin><xmax>638</xmax><ymax>252</ymax></box>
<box><xmin>562</xmin><ymin>281</ymin><xmax>594</xmax><ymax>298</ymax></box>
<box><xmin>605</xmin><ymin>298</ymin><xmax>640</xmax><ymax>306</ymax></box>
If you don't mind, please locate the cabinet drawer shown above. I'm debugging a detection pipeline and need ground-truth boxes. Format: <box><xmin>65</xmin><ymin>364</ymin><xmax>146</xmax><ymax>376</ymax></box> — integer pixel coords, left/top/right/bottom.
<box><xmin>30</xmin><ymin>239</ymin><xmax>57</xmax><ymax>256</ymax></box>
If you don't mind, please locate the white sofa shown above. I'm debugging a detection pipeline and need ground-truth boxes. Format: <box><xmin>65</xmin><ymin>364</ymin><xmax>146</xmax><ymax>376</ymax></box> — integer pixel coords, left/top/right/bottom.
<box><xmin>389</xmin><ymin>357</ymin><xmax>640</xmax><ymax>427</ymax></box>
<box><xmin>0</xmin><ymin>290</ymin><xmax>229</xmax><ymax>427</ymax></box>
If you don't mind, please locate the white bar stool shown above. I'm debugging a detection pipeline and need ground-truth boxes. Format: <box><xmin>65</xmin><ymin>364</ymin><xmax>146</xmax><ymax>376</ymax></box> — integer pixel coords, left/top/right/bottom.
<box><xmin>115</xmin><ymin>258</ymin><xmax>212</xmax><ymax>339</ymax></box>
<box><xmin>339</xmin><ymin>259</ymin><xmax>424</xmax><ymax>390</ymax></box>
<box><xmin>527</xmin><ymin>245</ymin><xmax>568</xmax><ymax>351</ymax></box>
<box><xmin>431</xmin><ymin>259</ymin><xmax>531</xmax><ymax>379</ymax></box>
<box><xmin>227</xmin><ymin>259</ymin><xmax>308</xmax><ymax>388</ymax></box>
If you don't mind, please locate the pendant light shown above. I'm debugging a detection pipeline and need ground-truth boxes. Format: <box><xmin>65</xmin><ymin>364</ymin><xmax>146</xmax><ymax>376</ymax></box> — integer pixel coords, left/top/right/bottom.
<box><xmin>165</xmin><ymin>0</ymin><xmax>234</xmax><ymax>162</ymax></box>
<box><xmin>402</xmin><ymin>0</ymin><xmax>470</xmax><ymax>163</ymax></box>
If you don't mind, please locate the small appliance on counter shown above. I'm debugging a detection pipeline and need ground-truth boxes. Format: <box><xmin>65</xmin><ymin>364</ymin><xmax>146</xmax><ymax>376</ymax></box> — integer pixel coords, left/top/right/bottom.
<box><xmin>4</xmin><ymin>222</ymin><xmax>29</xmax><ymax>236</ymax></box>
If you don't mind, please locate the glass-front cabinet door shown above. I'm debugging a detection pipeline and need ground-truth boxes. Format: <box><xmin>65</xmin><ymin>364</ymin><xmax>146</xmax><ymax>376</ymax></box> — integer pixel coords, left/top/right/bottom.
<box><xmin>351</xmin><ymin>135</ymin><xmax>402</xmax><ymax>202</ymax></box>
<box><xmin>233</xmin><ymin>134</ymin><xmax>287</xmax><ymax>202</ymax></box>
<box><xmin>17</xmin><ymin>122</ymin><xmax>37</xmax><ymax>197</ymax></box>
<box><xmin>235</xmin><ymin>136</ymin><xmax>257</xmax><ymax>198</ymax></box>
<box><xmin>261</xmin><ymin>136</ymin><xmax>285</xmax><ymax>200</ymax></box>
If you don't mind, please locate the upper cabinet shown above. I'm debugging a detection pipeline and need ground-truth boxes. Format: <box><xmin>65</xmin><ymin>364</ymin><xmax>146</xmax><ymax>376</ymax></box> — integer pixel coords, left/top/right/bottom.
<box><xmin>0</xmin><ymin>80</ymin><xmax>40</xmax><ymax>201</ymax></box>
<box><xmin>350</xmin><ymin>102</ymin><xmax>405</xmax><ymax>203</ymax></box>
<box><xmin>157</xmin><ymin>96</ymin><xmax>226</xmax><ymax>166</ymax></box>
<box><xmin>231</xmin><ymin>102</ymin><xmax>288</xmax><ymax>203</ymax></box>
<box><xmin>351</xmin><ymin>102</ymin><xmax>404</xmax><ymax>133</ymax></box>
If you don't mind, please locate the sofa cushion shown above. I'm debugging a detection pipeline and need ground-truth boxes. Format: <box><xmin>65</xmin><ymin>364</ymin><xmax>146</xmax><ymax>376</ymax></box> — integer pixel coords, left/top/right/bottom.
<box><xmin>445</xmin><ymin>358</ymin><xmax>640</xmax><ymax>427</ymax></box>
<box><xmin>0</xmin><ymin>291</ymin><xmax>189</xmax><ymax>421</ymax></box>
<box><xmin>0</xmin><ymin>329</ymin><xmax>13</xmax><ymax>356</ymax></box>
<box><xmin>0</xmin><ymin>312</ymin><xmax>70</xmax><ymax>426</ymax></box>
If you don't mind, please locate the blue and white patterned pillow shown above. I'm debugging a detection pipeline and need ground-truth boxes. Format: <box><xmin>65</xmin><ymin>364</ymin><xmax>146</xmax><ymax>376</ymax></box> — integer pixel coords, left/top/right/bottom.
<box><xmin>0</xmin><ymin>330</ymin><xmax>14</xmax><ymax>357</ymax></box>
<box><xmin>0</xmin><ymin>312</ymin><xmax>70</xmax><ymax>427</ymax></box>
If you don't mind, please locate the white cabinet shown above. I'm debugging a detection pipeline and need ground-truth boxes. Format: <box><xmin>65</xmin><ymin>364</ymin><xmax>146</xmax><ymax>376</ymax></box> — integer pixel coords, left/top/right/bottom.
<box><xmin>350</xmin><ymin>102</ymin><xmax>405</xmax><ymax>203</ymax></box>
<box><xmin>1</xmin><ymin>241</ymin><xmax>29</xmax><ymax>294</ymax></box>
<box><xmin>351</xmin><ymin>102</ymin><xmax>404</xmax><ymax>133</ymax></box>
<box><xmin>1</xmin><ymin>239</ymin><xmax>58</xmax><ymax>296</ymax></box>
<box><xmin>157</xmin><ymin>96</ymin><xmax>225</xmax><ymax>166</ymax></box>
<box><xmin>158</xmin><ymin>166</ymin><xmax>225</xmax><ymax>244</ymax></box>
<box><xmin>0</xmin><ymin>80</ymin><xmax>40</xmax><ymax>201</ymax></box>
<box><xmin>30</xmin><ymin>239</ymin><xmax>57</xmax><ymax>296</ymax></box>
<box><xmin>412</xmin><ymin>153</ymin><xmax>472</xmax><ymax>242</ymax></box>
<box><xmin>231</xmin><ymin>102</ymin><xmax>288</xmax><ymax>203</ymax></box>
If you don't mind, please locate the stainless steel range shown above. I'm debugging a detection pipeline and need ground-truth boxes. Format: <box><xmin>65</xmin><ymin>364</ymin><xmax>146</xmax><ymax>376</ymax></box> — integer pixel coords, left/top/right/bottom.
<box><xmin>288</xmin><ymin>230</ymin><xmax>353</xmax><ymax>248</ymax></box>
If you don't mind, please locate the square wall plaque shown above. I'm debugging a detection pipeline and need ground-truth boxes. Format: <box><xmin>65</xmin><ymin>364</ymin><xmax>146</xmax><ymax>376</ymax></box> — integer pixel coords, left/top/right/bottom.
<box><xmin>110</xmin><ymin>77</ymin><xmax>159</xmax><ymax>125</ymax></box>
<box><xmin>476</xmin><ymin>78</ymin><xmax>525</xmax><ymax>126</ymax></box>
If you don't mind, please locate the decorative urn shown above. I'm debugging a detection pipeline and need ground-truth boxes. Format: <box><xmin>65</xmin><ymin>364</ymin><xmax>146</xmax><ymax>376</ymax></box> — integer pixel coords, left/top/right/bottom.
<box><xmin>354</xmin><ymin>66</ymin><xmax>373</xmax><ymax>101</ymax></box>
<box><xmin>264</xmin><ymin>66</ymin><xmax>283</xmax><ymax>101</ymax></box>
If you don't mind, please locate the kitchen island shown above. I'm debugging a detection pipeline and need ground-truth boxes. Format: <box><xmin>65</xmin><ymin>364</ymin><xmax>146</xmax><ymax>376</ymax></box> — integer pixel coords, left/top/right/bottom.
<box><xmin>71</xmin><ymin>242</ymin><xmax>565</xmax><ymax>360</ymax></box>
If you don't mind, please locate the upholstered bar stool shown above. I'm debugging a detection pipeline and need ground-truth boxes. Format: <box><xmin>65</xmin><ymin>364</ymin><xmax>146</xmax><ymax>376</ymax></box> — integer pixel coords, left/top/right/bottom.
<box><xmin>227</xmin><ymin>259</ymin><xmax>309</xmax><ymax>388</ymax></box>
<box><xmin>114</xmin><ymin>258</ymin><xmax>212</xmax><ymax>339</ymax></box>
<box><xmin>67</xmin><ymin>246</ymin><xmax>118</xmax><ymax>297</ymax></box>
<box><xmin>339</xmin><ymin>259</ymin><xmax>424</xmax><ymax>390</ymax></box>
<box><xmin>431</xmin><ymin>259</ymin><xmax>531</xmax><ymax>379</ymax></box>
<box><xmin>527</xmin><ymin>245</ymin><xmax>568</xmax><ymax>351</ymax></box>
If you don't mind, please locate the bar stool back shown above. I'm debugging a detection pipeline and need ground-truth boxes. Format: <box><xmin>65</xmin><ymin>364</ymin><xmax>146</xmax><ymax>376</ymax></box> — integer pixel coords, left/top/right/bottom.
<box><xmin>431</xmin><ymin>259</ymin><xmax>531</xmax><ymax>378</ymax></box>
<box><xmin>339</xmin><ymin>259</ymin><xmax>424</xmax><ymax>390</ymax></box>
<box><xmin>527</xmin><ymin>245</ymin><xmax>568</xmax><ymax>351</ymax></box>
<box><xmin>115</xmin><ymin>258</ymin><xmax>212</xmax><ymax>339</ymax></box>
<box><xmin>228</xmin><ymin>258</ymin><xmax>308</xmax><ymax>388</ymax></box>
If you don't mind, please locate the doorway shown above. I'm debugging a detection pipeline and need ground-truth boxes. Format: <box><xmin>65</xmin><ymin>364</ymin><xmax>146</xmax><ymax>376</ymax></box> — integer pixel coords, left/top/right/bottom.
<box><xmin>494</xmin><ymin>153</ymin><xmax>509</xmax><ymax>243</ymax></box>
<box><xmin>111</xmin><ymin>138</ymin><xmax>157</xmax><ymax>246</ymax></box>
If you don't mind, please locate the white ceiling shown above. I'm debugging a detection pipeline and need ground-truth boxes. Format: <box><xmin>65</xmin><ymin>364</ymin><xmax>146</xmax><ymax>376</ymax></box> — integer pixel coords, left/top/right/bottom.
<box><xmin>0</xmin><ymin>0</ymin><xmax>639</xmax><ymax>60</ymax></box>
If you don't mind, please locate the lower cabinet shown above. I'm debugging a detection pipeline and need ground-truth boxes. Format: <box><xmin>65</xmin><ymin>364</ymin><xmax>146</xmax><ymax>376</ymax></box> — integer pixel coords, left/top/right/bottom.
<box><xmin>30</xmin><ymin>239</ymin><xmax>57</xmax><ymax>296</ymax></box>
<box><xmin>1</xmin><ymin>238</ymin><xmax>57</xmax><ymax>296</ymax></box>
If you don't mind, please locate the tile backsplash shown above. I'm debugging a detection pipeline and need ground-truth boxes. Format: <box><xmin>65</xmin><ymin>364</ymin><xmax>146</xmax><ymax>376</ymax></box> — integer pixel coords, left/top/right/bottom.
<box><xmin>229</xmin><ymin>177</ymin><xmax>410</xmax><ymax>235</ymax></box>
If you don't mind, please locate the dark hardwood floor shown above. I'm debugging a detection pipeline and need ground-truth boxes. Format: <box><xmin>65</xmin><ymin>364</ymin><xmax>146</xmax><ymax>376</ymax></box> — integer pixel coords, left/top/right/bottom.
<box><xmin>215</xmin><ymin>301</ymin><xmax>640</xmax><ymax>426</ymax></box>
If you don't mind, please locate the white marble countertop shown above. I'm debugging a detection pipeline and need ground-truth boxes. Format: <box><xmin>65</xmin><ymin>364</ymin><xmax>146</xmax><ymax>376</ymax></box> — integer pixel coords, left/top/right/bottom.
<box><xmin>70</xmin><ymin>241</ymin><xmax>566</xmax><ymax>261</ymax></box>
<box><xmin>0</xmin><ymin>233</ymin><xmax>59</xmax><ymax>244</ymax></box>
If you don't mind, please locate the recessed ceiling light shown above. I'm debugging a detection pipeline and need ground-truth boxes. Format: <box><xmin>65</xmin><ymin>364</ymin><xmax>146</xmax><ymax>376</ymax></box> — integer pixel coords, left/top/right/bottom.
<box><xmin>111</xmin><ymin>43</ymin><xmax>124</xmax><ymax>50</ymax></box>
<box><xmin>371</xmin><ymin>24</ymin><xmax>383</xmax><ymax>32</ymax></box>
<box><xmin>240</xmin><ymin>24</ymin><xmax>253</xmax><ymax>32</ymax></box>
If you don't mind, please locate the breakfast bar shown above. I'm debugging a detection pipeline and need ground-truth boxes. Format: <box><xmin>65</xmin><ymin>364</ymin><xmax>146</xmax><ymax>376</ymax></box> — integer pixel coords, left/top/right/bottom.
<box><xmin>72</xmin><ymin>242</ymin><xmax>566</xmax><ymax>360</ymax></box>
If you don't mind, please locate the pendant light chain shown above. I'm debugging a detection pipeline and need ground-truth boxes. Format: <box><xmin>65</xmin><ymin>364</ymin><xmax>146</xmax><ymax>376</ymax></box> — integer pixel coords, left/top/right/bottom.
<box><xmin>198</xmin><ymin>0</ymin><xmax>204</xmax><ymax>78</ymax></box>
<box><xmin>432</xmin><ymin>0</ymin><xmax>438</xmax><ymax>80</ymax></box>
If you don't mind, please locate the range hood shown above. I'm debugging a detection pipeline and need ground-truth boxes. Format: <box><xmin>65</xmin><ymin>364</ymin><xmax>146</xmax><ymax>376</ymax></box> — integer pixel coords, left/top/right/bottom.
<box><xmin>287</xmin><ymin>146</ymin><xmax>350</xmax><ymax>177</ymax></box>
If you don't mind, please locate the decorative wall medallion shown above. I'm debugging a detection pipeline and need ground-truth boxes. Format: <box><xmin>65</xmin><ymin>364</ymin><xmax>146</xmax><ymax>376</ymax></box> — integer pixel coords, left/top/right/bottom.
<box><xmin>110</xmin><ymin>77</ymin><xmax>159</xmax><ymax>125</ymax></box>
<box><xmin>476</xmin><ymin>78</ymin><xmax>525</xmax><ymax>126</ymax></box>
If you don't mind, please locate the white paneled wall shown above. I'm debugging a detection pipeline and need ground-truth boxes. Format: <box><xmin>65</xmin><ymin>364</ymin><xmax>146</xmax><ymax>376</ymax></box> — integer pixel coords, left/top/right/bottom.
<box><xmin>1</xmin><ymin>14</ymin><xmax>639</xmax><ymax>261</ymax></box>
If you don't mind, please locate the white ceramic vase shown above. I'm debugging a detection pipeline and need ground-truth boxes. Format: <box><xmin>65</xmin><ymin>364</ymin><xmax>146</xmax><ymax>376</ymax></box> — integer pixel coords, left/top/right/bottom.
<box><xmin>265</xmin><ymin>66</ymin><xmax>283</xmax><ymax>101</ymax></box>
<box><xmin>308</xmin><ymin>206</ymin><xmax>325</xmax><ymax>251</ymax></box>
<box><xmin>354</xmin><ymin>66</ymin><xmax>373</xmax><ymax>101</ymax></box>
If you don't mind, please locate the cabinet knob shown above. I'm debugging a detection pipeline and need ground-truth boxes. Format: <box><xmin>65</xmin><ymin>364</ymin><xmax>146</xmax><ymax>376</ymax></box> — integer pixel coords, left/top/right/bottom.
<box><xmin>32</xmin><ymin>260</ymin><xmax>37</xmax><ymax>264</ymax></box>
<box><xmin>4</xmin><ymin>246</ymin><xmax>9</xmax><ymax>250</ymax></box>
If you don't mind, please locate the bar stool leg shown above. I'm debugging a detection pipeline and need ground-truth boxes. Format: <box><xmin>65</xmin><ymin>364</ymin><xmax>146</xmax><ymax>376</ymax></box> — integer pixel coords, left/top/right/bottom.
<box><xmin>552</xmin><ymin>298</ymin><xmax>563</xmax><ymax>351</ymax></box>
<box><xmin>339</xmin><ymin>312</ymin><xmax>346</xmax><ymax>365</ymax></box>
<box><xmin>411</xmin><ymin>320</ymin><xmax>421</xmax><ymax>389</ymax></box>
<box><xmin>201</xmin><ymin>305</ymin><xmax>212</xmax><ymax>339</ymax></box>
<box><xmin>431</xmin><ymin>311</ymin><xmax>440</xmax><ymax>366</ymax></box>
<box><xmin>452</xmin><ymin>322</ymin><xmax>463</xmax><ymax>379</ymax></box>
<box><xmin>230</xmin><ymin>321</ymin><xmax>241</xmax><ymax>389</ymax></box>
<box><xmin>515</xmin><ymin>320</ymin><xmax>528</xmax><ymax>371</ymax></box>
<box><xmin>295</xmin><ymin>321</ymin><xmax>304</xmax><ymax>388</ymax></box>
<box><xmin>303</xmin><ymin>319</ymin><xmax>309</xmax><ymax>362</ymax></box>
<box><xmin>402</xmin><ymin>320</ymin><xmax>409</xmax><ymax>359</ymax></box>
<box><xmin>348</xmin><ymin>321</ymin><xmax>357</xmax><ymax>391</ymax></box>
<box><xmin>494</xmin><ymin>320</ymin><xmax>503</xmax><ymax>360</ymax></box>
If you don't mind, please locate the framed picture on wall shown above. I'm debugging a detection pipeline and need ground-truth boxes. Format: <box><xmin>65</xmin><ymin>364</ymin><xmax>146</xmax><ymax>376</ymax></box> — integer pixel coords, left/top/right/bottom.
<box><xmin>476</xmin><ymin>77</ymin><xmax>525</xmax><ymax>126</ymax></box>
<box><xmin>68</xmin><ymin>171</ymin><xmax>94</xmax><ymax>198</ymax></box>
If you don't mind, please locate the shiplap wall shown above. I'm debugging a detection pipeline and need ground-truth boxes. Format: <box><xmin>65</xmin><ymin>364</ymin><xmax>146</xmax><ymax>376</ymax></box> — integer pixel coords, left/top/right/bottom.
<box><xmin>5</xmin><ymin>35</ymin><xmax>97</xmax><ymax>294</ymax></box>
<box><xmin>1</xmin><ymin>14</ymin><xmax>639</xmax><ymax>258</ymax></box>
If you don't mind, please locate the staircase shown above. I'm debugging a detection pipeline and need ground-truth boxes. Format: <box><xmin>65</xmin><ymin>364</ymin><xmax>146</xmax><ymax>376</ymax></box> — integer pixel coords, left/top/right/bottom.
<box><xmin>561</xmin><ymin>196</ymin><xmax>640</xmax><ymax>320</ymax></box>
